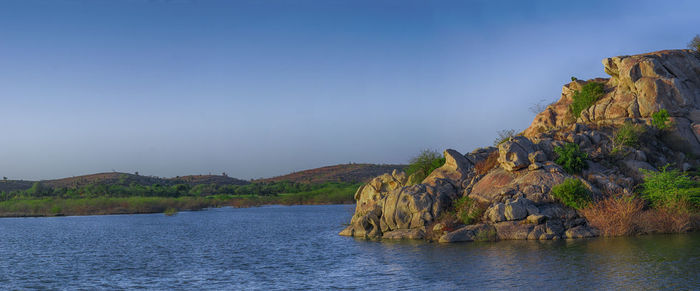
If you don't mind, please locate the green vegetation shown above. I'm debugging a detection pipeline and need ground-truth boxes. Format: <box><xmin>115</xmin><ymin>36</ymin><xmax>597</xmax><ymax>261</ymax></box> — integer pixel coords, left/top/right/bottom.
<box><xmin>554</xmin><ymin>142</ymin><xmax>588</xmax><ymax>174</ymax></box>
<box><xmin>651</xmin><ymin>109</ymin><xmax>671</xmax><ymax>130</ymax></box>
<box><xmin>569</xmin><ymin>82</ymin><xmax>605</xmax><ymax>118</ymax></box>
<box><xmin>0</xmin><ymin>181</ymin><xmax>360</xmax><ymax>217</ymax></box>
<box><xmin>689</xmin><ymin>35</ymin><xmax>700</xmax><ymax>52</ymax></box>
<box><xmin>453</xmin><ymin>196</ymin><xmax>484</xmax><ymax>225</ymax></box>
<box><xmin>493</xmin><ymin>129</ymin><xmax>517</xmax><ymax>146</ymax></box>
<box><xmin>640</xmin><ymin>165</ymin><xmax>700</xmax><ymax>209</ymax></box>
<box><xmin>405</xmin><ymin>149</ymin><xmax>445</xmax><ymax>185</ymax></box>
<box><xmin>164</xmin><ymin>207</ymin><xmax>178</xmax><ymax>216</ymax></box>
<box><xmin>550</xmin><ymin>178</ymin><xmax>592</xmax><ymax>210</ymax></box>
<box><xmin>614</xmin><ymin>121</ymin><xmax>646</xmax><ymax>149</ymax></box>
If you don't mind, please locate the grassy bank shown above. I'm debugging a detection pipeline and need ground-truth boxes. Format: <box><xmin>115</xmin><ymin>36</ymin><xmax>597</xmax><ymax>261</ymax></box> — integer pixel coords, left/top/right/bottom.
<box><xmin>0</xmin><ymin>183</ymin><xmax>358</xmax><ymax>217</ymax></box>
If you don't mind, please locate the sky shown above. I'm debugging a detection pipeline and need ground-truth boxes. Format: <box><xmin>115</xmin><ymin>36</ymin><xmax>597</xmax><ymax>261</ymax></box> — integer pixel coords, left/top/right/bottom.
<box><xmin>1</xmin><ymin>0</ymin><xmax>699</xmax><ymax>180</ymax></box>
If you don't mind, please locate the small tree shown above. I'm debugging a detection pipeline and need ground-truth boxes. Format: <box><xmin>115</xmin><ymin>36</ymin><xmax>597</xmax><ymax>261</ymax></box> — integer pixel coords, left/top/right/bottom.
<box><xmin>688</xmin><ymin>35</ymin><xmax>700</xmax><ymax>52</ymax></box>
<box><xmin>651</xmin><ymin>109</ymin><xmax>671</xmax><ymax>130</ymax></box>
<box><xmin>554</xmin><ymin>142</ymin><xmax>589</xmax><ymax>174</ymax></box>
<box><xmin>493</xmin><ymin>129</ymin><xmax>517</xmax><ymax>146</ymax></box>
<box><xmin>405</xmin><ymin>149</ymin><xmax>445</xmax><ymax>185</ymax></box>
<box><xmin>570</xmin><ymin>82</ymin><xmax>605</xmax><ymax>118</ymax></box>
<box><xmin>613</xmin><ymin>121</ymin><xmax>646</xmax><ymax>149</ymax></box>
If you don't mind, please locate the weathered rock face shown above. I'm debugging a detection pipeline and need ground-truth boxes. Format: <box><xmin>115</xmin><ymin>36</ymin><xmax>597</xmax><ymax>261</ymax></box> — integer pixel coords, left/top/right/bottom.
<box><xmin>342</xmin><ymin>49</ymin><xmax>699</xmax><ymax>243</ymax></box>
<box><xmin>339</xmin><ymin>170</ymin><xmax>407</xmax><ymax>238</ymax></box>
<box><xmin>525</xmin><ymin>50</ymin><xmax>700</xmax><ymax>155</ymax></box>
<box><xmin>468</xmin><ymin>166</ymin><xmax>568</xmax><ymax>204</ymax></box>
<box><xmin>340</xmin><ymin>150</ymin><xmax>465</xmax><ymax>239</ymax></box>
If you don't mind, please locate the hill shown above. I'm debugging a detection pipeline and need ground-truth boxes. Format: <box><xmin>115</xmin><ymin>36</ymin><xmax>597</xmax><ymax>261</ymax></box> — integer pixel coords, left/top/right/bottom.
<box><xmin>0</xmin><ymin>163</ymin><xmax>405</xmax><ymax>193</ymax></box>
<box><xmin>341</xmin><ymin>49</ymin><xmax>700</xmax><ymax>242</ymax></box>
<box><xmin>254</xmin><ymin>164</ymin><xmax>407</xmax><ymax>184</ymax></box>
<box><xmin>0</xmin><ymin>172</ymin><xmax>250</xmax><ymax>193</ymax></box>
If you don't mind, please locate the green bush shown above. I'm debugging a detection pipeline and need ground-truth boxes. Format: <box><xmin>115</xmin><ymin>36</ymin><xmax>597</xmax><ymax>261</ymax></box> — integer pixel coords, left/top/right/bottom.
<box><xmin>651</xmin><ymin>109</ymin><xmax>671</xmax><ymax>130</ymax></box>
<box><xmin>640</xmin><ymin>165</ymin><xmax>700</xmax><ymax>209</ymax></box>
<box><xmin>554</xmin><ymin>143</ymin><xmax>589</xmax><ymax>174</ymax></box>
<box><xmin>570</xmin><ymin>82</ymin><xmax>605</xmax><ymax>118</ymax></box>
<box><xmin>493</xmin><ymin>129</ymin><xmax>517</xmax><ymax>146</ymax></box>
<box><xmin>551</xmin><ymin>178</ymin><xmax>592</xmax><ymax>209</ymax></box>
<box><xmin>688</xmin><ymin>35</ymin><xmax>700</xmax><ymax>52</ymax></box>
<box><xmin>405</xmin><ymin>149</ymin><xmax>445</xmax><ymax>184</ymax></box>
<box><xmin>614</xmin><ymin>121</ymin><xmax>646</xmax><ymax>149</ymax></box>
<box><xmin>454</xmin><ymin>196</ymin><xmax>484</xmax><ymax>225</ymax></box>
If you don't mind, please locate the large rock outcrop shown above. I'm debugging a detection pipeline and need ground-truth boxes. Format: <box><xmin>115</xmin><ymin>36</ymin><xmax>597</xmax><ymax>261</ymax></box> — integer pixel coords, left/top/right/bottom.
<box><xmin>342</xmin><ymin>49</ymin><xmax>700</xmax><ymax>243</ymax></box>
<box><xmin>525</xmin><ymin>50</ymin><xmax>700</xmax><ymax>155</ymax></box>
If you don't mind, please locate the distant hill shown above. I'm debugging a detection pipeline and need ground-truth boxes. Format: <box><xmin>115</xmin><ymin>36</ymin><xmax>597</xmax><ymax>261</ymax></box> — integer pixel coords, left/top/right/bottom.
<box><xmin>0</xmin><ymin>172</ymin><xmax>250</xmax><ymax>192</ymax></box>
<box><xmin>0</xmin><ymin>163</ymin><xmax>406</xmax><ymax>192</ymax></box>
<box><xmin>254</xmin><ymin>164</ymin><xmax>407</xmax><ymax>184</ymax></box>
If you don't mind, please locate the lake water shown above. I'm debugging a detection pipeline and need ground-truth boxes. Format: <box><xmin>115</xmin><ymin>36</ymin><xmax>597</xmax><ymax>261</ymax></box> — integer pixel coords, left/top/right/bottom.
<box><xmin>0</xmin><ymin>205</ymin><xmax>698</xmax><ymax>290</ymax></box>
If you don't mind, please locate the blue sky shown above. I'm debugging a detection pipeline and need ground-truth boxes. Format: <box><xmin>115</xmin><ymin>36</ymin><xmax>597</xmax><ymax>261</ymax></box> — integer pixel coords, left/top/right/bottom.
<box><xmin>1</xmin><ymin>0</ymin><xmax>699</xmax><ymax>180</ymax></box>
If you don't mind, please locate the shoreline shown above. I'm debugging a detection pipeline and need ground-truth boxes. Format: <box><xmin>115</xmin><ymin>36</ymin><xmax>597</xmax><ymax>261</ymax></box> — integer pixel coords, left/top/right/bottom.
<box><xmin>0</xmin><ymin>196</ymin><xmax>355</xmax><ymax>218</ymax></box>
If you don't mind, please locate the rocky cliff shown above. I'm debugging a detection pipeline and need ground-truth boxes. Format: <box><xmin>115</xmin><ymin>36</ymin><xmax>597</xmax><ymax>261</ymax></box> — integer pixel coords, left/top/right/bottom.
<box><xmin>340</xmin><ymin>49</ymin><xmax>700</xmax><ymax>242</ymax></box>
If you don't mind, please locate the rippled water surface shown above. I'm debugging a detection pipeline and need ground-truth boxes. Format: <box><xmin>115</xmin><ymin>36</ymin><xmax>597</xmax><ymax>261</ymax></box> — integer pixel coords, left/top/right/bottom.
<box><xmin>1</xmin><ymin>205</ymin><xmax>698</xmax><ymax>289</ymax></box>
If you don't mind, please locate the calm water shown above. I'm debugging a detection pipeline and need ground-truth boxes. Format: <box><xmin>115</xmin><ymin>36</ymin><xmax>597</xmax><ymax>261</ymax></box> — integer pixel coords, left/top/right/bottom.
<box><xmin>0</xmin><ymin>205</ymin><xmax>698</xmax><ymax>290</ymax></box>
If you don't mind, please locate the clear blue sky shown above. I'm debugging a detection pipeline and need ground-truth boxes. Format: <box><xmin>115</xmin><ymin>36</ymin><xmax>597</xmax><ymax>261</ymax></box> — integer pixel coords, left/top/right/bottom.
<box><xmin>1</xmin><ymin>0</ymin><xmax>699</xmax><ymax>180</ymax></box>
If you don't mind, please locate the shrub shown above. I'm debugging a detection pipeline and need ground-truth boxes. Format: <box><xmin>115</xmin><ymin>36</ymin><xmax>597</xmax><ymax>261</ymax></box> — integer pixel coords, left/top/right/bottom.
<box><xmin>613</xmin><ymin>121</ymin><xmax>646</xmax><ymax>149</ymax></box>
<box><xmin>453</xmin><ymin>196</ymin><xmax>485</xmax><ymax>225</ymax></box>
<box><xmin>550</xmin><ymin>178</ymin><xmax>591</xmax><ymax>209</ymax></box>
<box><xmin>570</xmin><ymin>82</ymin><xmax>605</xmax><ymax>118</ymax></box>
<box><xmin>474</xmin><ymin>151</ymin><xmax>499</xmax><ymax>175</ymax></box>
<box><xmin>651</xmin><ymin>109</ymin><xmax>671</xmax><ymax>130</ymax></box>
<box><xmin>405</xmin><ymin>149</ymin><xmax>445</xmax><ymax>185</ymax></box>
<box><xmin>554</xmin><ymin>143</ymin><xmax>588</xmax><ymax>174</ymax></box>
<box><xmin>493</xmin><ymin>129</ymin><xmax>517</xmax><ymax>146</ymax></box>
<box><xmin>688</xmin><ymin>34</ymin><xmax>700</xmax><ymax>52</ymax></box>
<box><xmin>580</xmin><ymin>196</ymin><xmax>644</xmax><ymax>236</ymax></box>
<box><xmin>640</xmin><ymin>165</ymin><xmax>700</xmax><ymax>209</ymax></box>
<box><xmin>637</xmin><ymin>202</ymin><xmax>694</xmax><ymax>233</ymax></box>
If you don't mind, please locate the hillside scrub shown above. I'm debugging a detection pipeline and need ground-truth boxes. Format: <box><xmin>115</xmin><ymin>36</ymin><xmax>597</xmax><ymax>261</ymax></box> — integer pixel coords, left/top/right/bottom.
<box><xmin>405</xmin><ymin>149</ymin><xmax>445</xmax><ymax>185</ymax></box>
<box><xmin>493</xmin><ymin>129</ymin><xmax>517</xmax><ymax>146</ymax></box>
<box><xmin>651</xmin><ymin>109</ymin><xmax>671</xmax><ymax>130</ymax></box>
<box><xmin>640</xmin><ymin>165</ymin><xmax>700</xmax><ymax>209</ymax></box>
<box><xmin>550</xmin><ymin>178</ymin><xmax>591</xmax><ymax>209</ymax></box>
<box><xmin>689</xmin><ymin>35</ymin><xmax>700</xmax><ymax>52</ymax></box>
<box><xmin>613</xmin><ymin>121</ymin><xmax>646</xmax><ymax>149</ymax></box>
<box><xmin>454</xmin><ymin>196</ymin><xmax>485</xmax><ymax>225</ymax></box>
<box><xmin>554</xmin><ymin>143</ymin><xmax>588</xmax><ymax>174</ymax></box>
<box><xmin>570</xmin><ymin>82</ymin><xmax>605</xmax><ymax>117</ymax></box>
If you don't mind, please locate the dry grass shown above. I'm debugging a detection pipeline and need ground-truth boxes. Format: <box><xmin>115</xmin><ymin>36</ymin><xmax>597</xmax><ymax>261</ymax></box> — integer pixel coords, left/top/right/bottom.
<box><xmin>582</xmin><ymin>197</ymin><xmax>697</xmax><ymax>236</ymax></box>
<box><xmin>581</xmin><ymin>196</ymin><xmax>644</xmax><ymax>236</ymax></box>
<box><xmin>637</xmin><ymin>201</ymin><xmax>694</xmax><ymax>233</ymax></box>
<box><xmin>474</xmin><ymin>151</ymin><xmax>499</xmax><ymax>175</ymax></box>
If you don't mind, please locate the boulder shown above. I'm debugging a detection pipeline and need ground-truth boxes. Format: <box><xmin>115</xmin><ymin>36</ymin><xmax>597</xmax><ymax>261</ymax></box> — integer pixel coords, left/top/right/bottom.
<box><xmin>438</xmin><ymin>224</ymin><xmax>496</xmax><ymax>243</ymax></box>
<box><xmin>423</xmin><ymin>149</ymin><xmax>473</xmax><ymax>186</ymax></box>
<box><xmin>380</xmin><ymin>180</ymin><xmax>459</xmax><ymax>232</ymax></box>
<box><xmin>340</xmin><ymin>170</ymin><xmax>408</xmax><ymax>238</ymax></box>
<box><xmin>485</xmin><ymin>203</ymin><xmax>506</xmax><ymax>222</ymax></box>
<box><xmin>497</xmin><ymin>136</ymin><xmax>536</xmax><ymax>172</ymax></box>
<box><xmin>565</xmin><ymin>226</ymin><xmax>600</xmax><ymax>239</ymax></box>
<box><xmin>526</xmin><ymin>214</ymin><xmax>546</xmax><ymax>224</ymax></box>
<box><xmin>504</xmin><ymin>197</ymin><xmax>538</xmax><ymax>221</ymax></box>
<box><xmin>469</xmin><ymin>167</ymin><xmax>568</xmax><ymax>204</ymax></box>
<box><xmin>382</xmin><ymin>228</ymin><xmax>426</xmax><ymax>240</ymax></box>
<box><xmin>494</xmin><ymin>221</ymin><xmax>534</xmax><ymax>240</ymax></box>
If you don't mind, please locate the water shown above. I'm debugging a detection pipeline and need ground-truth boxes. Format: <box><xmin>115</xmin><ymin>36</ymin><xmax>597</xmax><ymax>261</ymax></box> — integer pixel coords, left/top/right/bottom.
<box><xmin>0</xmin><ymin>205</ymin><xmax>698</xmax><ymax>290</ymax></box>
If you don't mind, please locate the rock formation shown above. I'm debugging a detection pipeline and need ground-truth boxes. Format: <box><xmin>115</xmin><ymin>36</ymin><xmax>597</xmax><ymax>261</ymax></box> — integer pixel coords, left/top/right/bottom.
<box><xmin>340</xmin><ymin>49</ymin><xmax>700</xmax><ymax>242</ymax></box>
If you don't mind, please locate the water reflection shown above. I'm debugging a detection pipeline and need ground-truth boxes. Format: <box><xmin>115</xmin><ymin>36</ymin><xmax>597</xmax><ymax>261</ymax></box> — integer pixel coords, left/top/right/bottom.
<box><xmin>0</xmin><ymin>205</ymin><xmax>697</xmax><ymax>289</ymax></box>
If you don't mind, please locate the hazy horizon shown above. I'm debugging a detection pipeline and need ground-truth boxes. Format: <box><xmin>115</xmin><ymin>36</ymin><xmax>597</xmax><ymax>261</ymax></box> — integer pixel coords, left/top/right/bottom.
<box><xmin>2</xmin><ymin>0</ymin><xmax>699</xmax><ymax>180</ymax></box>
